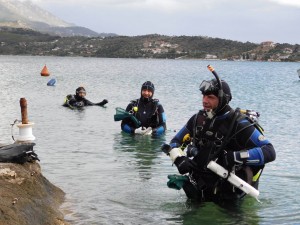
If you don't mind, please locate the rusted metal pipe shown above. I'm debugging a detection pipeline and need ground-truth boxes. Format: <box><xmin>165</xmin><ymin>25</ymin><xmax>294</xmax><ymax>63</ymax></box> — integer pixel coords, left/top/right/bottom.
<box><xmin>20</xmin><ymin>98</ymin><xmax>28</xmax><ymax>124</ymax></box>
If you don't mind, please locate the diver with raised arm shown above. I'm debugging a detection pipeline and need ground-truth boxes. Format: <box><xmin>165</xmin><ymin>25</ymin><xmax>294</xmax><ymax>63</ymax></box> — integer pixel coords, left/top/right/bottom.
<box><xmin>63</xmin><ymin>87</ymin><xmax>108</xmax><ymax>109</ymax></box>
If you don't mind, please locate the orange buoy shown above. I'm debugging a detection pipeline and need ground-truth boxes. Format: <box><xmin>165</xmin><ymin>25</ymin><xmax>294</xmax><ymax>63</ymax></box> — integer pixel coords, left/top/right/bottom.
<box><xmin>41</xmin><ymin>65</ymin><xmax>50</xmax><ymax>76</ymax></box>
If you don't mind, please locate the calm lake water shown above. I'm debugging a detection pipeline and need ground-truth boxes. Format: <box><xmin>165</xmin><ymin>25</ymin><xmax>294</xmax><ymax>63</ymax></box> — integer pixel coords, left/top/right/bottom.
<box><xmin>0</xmin><ymin>55</ymin><xmax>299</xmax><ymax>225</ymax></box>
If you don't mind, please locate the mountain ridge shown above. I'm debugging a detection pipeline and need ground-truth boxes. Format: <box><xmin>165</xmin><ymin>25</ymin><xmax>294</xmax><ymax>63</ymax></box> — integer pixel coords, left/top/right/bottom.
<box><xmin>0</xmin><ymin>27</ymin><xmax>299</xmax><ymax>62</ymax></box>
<box><xmin>0</xmin><ymin>0</ymin><xmax>299</xmax><ymax>61</ymax></box>
<box><xmin>0</xmin><ymin>0</ymin><xmax>116</xmax><ymax>37</ymax></box>
<box><xmin>0</xmin><ymin>0</ymin><xmax>72</xmax><ymax>27</ymax></box>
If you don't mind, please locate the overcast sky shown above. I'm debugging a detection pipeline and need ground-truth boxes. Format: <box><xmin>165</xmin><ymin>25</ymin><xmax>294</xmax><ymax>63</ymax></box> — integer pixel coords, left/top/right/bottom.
<box><xmin>30</xmin><ymin>0</ymin><xmax>299</xmax><ymax>44</ymax></box>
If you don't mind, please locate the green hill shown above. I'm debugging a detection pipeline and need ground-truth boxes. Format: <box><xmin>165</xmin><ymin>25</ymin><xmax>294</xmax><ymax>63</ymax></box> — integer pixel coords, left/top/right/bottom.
<box><xmin>0</xmin><ymin>27</ymin><xmax>299</xmax><ymax>62</ymax></box>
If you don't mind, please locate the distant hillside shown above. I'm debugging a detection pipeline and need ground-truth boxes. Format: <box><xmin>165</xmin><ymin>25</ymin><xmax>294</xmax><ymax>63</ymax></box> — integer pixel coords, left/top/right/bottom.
<box><xmin>0</xmin><ymin>0</ymin><xmax>72</xmax><ymax>27</ymax></box>
<box><xmin>0</xmin><ymin>27</ymin><xmax>299</xmax><ymax>62</ymax></box>
<box><xmin>0</xmin><ymin>0</ymin><xmax>116</xmax><ymax>37</ymax></box>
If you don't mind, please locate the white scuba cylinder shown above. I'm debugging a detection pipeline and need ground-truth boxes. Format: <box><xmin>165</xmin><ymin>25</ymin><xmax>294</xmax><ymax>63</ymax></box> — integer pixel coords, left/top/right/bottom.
<box><xmin>207</xmin><ymin>160</ymin><xmax>259</xmax><ymax>200</ymax></box>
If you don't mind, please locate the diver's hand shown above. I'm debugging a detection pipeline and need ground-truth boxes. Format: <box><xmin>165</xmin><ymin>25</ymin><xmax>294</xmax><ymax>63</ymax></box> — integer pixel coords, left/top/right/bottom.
<box><xmin>99</xmin><ymin>99</ymin><xmax>108</xmax><ymax>106</ymax></box>
<box><xmin>134</xmin><ymin>127</ymin><xmax>144</xmax><ymax>134</ymax></box>
<box><xmin>134</xmin><ymin>127</ymin><xmax>152</xmax><ymax>135</ymax></box>
<box><xmin>174</xmin><ymin>156</ymin><xmax>193</xmax><ymax>174</ymax></box>
<box><xmin>161</xmin><ymin>143</ymin><xmax>171</xmax><ymax>155</ymax></box>
<box><xmin>143</xmin><ymin>127</ymin><xmax>152</xmax><ymax>135</ymax></box>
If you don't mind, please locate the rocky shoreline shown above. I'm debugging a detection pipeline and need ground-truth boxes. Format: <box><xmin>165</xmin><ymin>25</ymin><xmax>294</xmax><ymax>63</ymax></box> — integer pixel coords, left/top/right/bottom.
<box><xmin>0</xmin><ymin>162</ymin><xmax>69</xmax><ymax>225</ymax></box>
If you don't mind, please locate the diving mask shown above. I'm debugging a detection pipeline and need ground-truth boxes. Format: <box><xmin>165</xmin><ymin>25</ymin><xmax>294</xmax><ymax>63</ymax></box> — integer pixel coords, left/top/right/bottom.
<box><xmin>199</xmin><ymin>80</ymin><xmax>218</xmax><ymax>95</ymax></box>
<box><xmin>78</xmin><ymin>91</ymin><xmax>86</xmax><ymax>97</ymax></box>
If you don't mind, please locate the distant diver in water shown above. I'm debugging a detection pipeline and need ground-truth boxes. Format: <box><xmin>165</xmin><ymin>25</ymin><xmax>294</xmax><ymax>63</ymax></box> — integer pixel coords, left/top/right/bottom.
<box><xmin>63</xmin><ymin>86</ymin><xmax>108</xmax><ymax>109</ymax></box>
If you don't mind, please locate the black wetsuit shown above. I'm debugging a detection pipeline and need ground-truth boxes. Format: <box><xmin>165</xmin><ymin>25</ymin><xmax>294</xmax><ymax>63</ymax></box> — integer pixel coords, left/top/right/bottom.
<box><xmin>63</xmin><ymin>95</ymin><xmax>107</xmax><ymax>109</ymax></box>
<box><xmin>121</xmin><ymin>98</ymin><xmax>166</xmax><ymax>136</ymax></box>
<box><xmin>169</xmin><ymin>105</ymin><xmax>276</xmax><ymax>202</ymax></box>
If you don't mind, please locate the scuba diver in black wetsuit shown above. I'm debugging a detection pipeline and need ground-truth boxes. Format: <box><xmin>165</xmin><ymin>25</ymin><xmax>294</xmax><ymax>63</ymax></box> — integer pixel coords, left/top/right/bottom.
<box><xmin>162</xmin><ymin>67</ymin><xmax>276</xmax><ymax>202</ymax></box>
<box><xmin>121</xmin><ymin>81</ymin><xmax>166</xmax><ymax>137</ymax></box>
<box><xmin>63</xmin><ymin>87</ymin><xmax>108</xmax><ymax>109</ymax></box>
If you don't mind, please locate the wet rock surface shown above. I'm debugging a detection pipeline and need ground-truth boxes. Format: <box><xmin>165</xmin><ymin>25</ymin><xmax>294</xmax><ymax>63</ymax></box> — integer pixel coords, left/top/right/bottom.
<box><xmin>0</xmin><ymin>162</ymin><xmax>70</xmax><ymax>225</ymax></box>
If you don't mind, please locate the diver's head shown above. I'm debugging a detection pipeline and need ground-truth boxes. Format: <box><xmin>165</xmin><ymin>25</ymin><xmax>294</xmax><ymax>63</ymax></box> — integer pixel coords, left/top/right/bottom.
<box><xmin>75</xmin><ymin>86</ymin><xmax>86</xmax><ymax>100</ymax></box>
<box><xmin>199</xmin><ymin>79</ymin><xmax>232</xmax><ymax>113</ymax></box>
<box><xmin>141</xmin><ymin>81</ymin><xmax>155</xmax><ymax>102</ymax></box>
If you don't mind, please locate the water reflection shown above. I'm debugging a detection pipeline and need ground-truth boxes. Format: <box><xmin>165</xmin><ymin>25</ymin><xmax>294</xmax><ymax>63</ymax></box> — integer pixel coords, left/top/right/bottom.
<box><xmin>2</xmin><ymin>56</ymin><xmax>299</xmax><ymax>225</ymax></box>
<box><xmin>177</xmin><ymin>198</ymin><xmax>260</xmax><ymax>225</ymax></box>
<box><xmin>113</xmin><ymin>132</ymin><xmax>166</xmax><ymax>180</ymax></box>
<box><xmin>61</xmin><ymin>105</ymin><xmax>87</xmax><ymax>120</ymax></box>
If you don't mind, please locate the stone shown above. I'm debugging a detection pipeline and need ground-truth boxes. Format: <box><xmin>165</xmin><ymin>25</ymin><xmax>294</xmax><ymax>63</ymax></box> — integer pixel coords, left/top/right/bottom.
<box><xmin>0</xmin><ymin>162</ymin><xmax>70</xmax><ymax>225</ymax></box>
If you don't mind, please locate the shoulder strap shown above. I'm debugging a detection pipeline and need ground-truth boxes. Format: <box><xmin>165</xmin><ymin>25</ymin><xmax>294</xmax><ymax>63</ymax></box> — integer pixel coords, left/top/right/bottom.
<box><xmin>192</xmin><ymin>110</ymin><xmax>205</xmax><ymax>142</ymax></box>
<box><xmin>148</xmin><ymin>99</ymin><xmax>159</xmax><ymax>116</ymax></box>
<box><xmin>210</xmin><ymin>108</ymin><xmax>241</xmax><ymax>160</ymax></box>
<box><xmin>130</xmin><ymin>99</ymin><xmax>139</xmax><ymax>105</ymax></box>
<box><xmin>225</xmin><ymin>108</ymin><xmax>263</xmax><ymax>145</ymax></box>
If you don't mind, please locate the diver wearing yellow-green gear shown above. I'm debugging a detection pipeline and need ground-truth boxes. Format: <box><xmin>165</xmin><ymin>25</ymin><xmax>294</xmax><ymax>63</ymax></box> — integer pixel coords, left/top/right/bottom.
<box><xmin>63</xmin><ymin>87</ymin><xmax>108</xmax><ymax>109</ymax></box>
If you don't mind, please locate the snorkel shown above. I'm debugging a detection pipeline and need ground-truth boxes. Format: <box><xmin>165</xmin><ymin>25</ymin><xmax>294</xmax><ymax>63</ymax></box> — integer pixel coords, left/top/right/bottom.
<box><xmin>206</xmin><ymin>65</ymin><xmax>225</xmax><ymax>115</ymax></box>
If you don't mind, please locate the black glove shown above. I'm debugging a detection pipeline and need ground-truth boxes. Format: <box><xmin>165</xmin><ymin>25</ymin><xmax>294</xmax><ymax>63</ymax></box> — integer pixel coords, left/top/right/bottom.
<box><xmin>174</xmin><ymin>156</ymin><xmax>194</xmax><ymax>174</ymax></box>
<box><xmin>99</xmin><ymin>99</ymin><xmax>108</xmax><ymax>106</ymax></box>
<box><xmin>161</xmin><ymin>143</ymin><xmax>171</xmax><ymax>155</ymax></box>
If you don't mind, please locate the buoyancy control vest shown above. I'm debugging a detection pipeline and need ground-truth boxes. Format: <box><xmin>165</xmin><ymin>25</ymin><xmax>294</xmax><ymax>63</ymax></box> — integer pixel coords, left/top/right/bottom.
<box><xmin>63</xmin><ymin>94</ymin><xmax>85</xmax><ymax>109</ymax></box>
<box><xmin>191</xmin><ymin>107</ymin><xmax>264</xmax><ymax>170</ymax></box>
<box><xmin>130</xmin><ymin>98</ymin><xmax>160</xmax><ymax>128</ymax></box>
<box><xmin>191</xmin><ymin>109</ymin><xmax>235</xmax><ymax>170</ymax></box>
<box><xmin>188</xmin><ymin>107</ymin><xmax>264</xmax><ymax>196</ymax></box>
